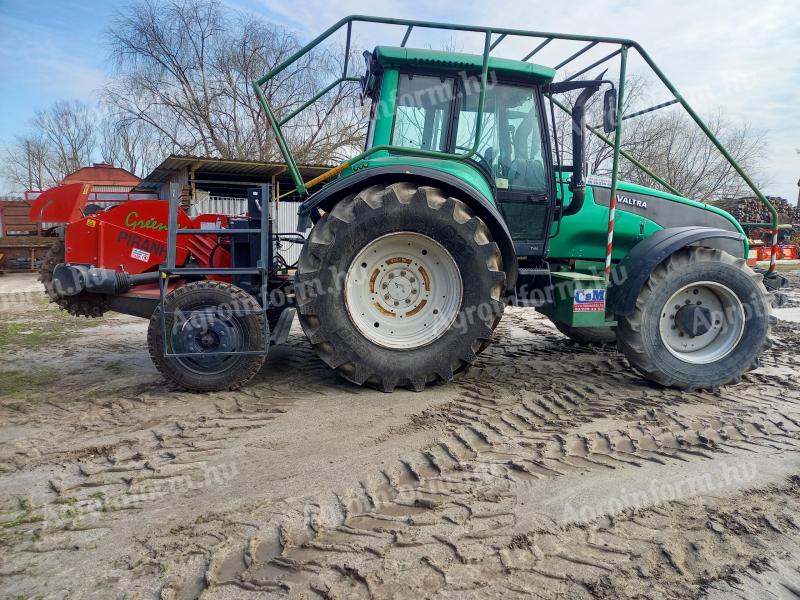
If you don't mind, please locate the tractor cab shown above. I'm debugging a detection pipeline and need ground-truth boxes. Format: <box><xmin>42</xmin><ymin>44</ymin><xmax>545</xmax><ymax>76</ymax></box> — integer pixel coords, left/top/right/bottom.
<box><xmin>363</xmin><ymin>46</ymin><xmax>558</xmax><ymax>254</ymax></box>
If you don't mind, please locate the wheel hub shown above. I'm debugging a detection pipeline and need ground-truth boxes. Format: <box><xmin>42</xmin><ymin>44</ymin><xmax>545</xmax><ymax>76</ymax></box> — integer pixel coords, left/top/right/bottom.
<box><xmin>658</xmin><ymin>282</ymin><xmax>745</xmax><ymax>365</ymax></box>
<box><xmin>674</xmin><ymin>304</ymin><xmax>712</xmax><ymax>337</ymax></box>
<box><xmin>380</xmin><ymin>268</ymin><xmax>420</xmax><ymax>306</ymax></box>
<box><xmin>172</xmin><ymin>309</ymin><xmax>242</xmax><ymax>374</ymax></box>
<box><xmin>345</xmin><ymin>232</ymin><xmax>462</xmax><ymax>350</ymax></box>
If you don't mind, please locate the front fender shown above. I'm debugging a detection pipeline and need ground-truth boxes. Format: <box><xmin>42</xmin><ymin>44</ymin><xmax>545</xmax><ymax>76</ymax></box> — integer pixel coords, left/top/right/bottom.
<box><xmin>607</xmin><ymin>226</ymin><xmax>746</xmax><ymax>316</ymax></box>
<box><xmin>297</xmin><ymin>163</ymin><xmax>517</xmax><ymax>288</ymax></box>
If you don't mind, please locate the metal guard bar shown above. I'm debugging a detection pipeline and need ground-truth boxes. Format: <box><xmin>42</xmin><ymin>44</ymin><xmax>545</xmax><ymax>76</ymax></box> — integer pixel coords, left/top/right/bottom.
<box><xmin>252</xmin><ymin>15</ymin><xmax>778</xmax><ymax>272</ymax></box>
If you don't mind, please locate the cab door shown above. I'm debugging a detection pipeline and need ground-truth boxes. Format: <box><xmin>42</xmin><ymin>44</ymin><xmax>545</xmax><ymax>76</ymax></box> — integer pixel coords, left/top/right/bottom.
<box><xmin>453</xmin><ymin>79</ymin><xmax>553</xmax><ymax>256</ymax></box>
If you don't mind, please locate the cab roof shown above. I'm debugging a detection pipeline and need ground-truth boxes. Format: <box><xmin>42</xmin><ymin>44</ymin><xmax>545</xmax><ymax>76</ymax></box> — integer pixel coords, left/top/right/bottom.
<box><xmin>373</xmin><ymin>46</ymin><xmax>556</xmax><ymax>82</ymax></box>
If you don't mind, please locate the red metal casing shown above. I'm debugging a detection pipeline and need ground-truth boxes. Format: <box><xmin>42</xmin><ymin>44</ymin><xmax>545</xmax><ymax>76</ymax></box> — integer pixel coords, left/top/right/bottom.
<box><xmin>64</xmin><ymin>201</ymin><xmax>232</xmax><ymax>274</ymax></box>
<box><xmin>28</xmin><ymin>183</ymin><xmax>91</xmax><ymax>223</ymax></box>
<box><xmin>30</xmin><ymin>182</ymin><xmax>235</xmax><ymax>276</ymax></box>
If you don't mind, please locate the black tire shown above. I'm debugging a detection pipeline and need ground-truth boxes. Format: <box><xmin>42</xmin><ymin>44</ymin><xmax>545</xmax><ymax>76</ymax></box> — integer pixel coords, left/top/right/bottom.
<box><xmin>296</xmin><ymin>182</ymin><xmax>506</xmax><ymax>392</ymax></box>
<box><xmin>147</xmin><ymin>280</ymin><xmax>267</xmax><ymax>392</ymax></box>
<box><xmin>616</xmin><ymin>247</ymin><xmax>771</xmax><ymax>391</ymax></box>
<box><xmin>39</xmin><ymin>238</ymin><xmax>108</xmax><ymax>318</ymax></box>
<box><xmin>552</xmin><ymin>320</ymin><xmax>616</xmax><ymax>345</ymax></box>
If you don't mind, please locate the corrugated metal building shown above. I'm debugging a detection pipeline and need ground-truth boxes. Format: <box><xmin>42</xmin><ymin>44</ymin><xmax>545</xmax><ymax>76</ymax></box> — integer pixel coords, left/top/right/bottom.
<box><xmin>62</xmin><ymin>163</ymin><xmax>141</xmax><ymax>191</ymax></box>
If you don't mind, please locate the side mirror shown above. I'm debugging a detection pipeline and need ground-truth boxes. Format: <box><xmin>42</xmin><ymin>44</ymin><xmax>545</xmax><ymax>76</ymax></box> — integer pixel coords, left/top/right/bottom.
<box><xmin>603</xmin><ymin>88</ymin><xmax>618</xmax><ymax>133</ymax></box>
<box><xmin>360</xmin><ymin>51</ymin><xmax>375</xmax><ymax>106</ymax></box>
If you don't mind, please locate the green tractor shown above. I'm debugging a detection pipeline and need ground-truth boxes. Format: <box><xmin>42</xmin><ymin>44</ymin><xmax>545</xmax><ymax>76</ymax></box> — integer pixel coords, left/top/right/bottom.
<box><xmin>253</xmin><ymin>16</ymin><xmax>784</xmax><ymax>393</ymax></box>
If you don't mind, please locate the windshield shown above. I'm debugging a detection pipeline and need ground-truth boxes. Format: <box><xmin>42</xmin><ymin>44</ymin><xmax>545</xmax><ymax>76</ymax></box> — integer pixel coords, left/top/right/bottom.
<box><xmin>455</xmin><ymin>79</ymin><xmax>547</xmax><ymax>194</ymax></box>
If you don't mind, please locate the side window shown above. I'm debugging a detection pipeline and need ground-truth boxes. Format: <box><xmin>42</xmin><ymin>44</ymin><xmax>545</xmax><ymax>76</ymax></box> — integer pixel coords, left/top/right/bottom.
<box><xmin>392</xmin><ymin>75</ymin><xmax>453</xmax><ymax>151</ymax></box>
<box><xmin>456</xmin><ymin>79</ymin><xmax>546</xmax><ymax>193</ymax></box>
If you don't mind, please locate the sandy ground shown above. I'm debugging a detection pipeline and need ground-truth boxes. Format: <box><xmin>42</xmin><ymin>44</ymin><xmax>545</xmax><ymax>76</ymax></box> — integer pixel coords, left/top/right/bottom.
<box><xmin>1</xmin><ymin>271</ymin><xmax>800</xmax><ymax>599</ymax></box>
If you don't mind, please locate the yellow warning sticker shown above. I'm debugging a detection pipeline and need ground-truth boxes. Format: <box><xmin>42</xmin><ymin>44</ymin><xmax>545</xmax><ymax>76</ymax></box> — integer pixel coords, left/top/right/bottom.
<box><xmin>86</xmin><ymin>218</ymin><xmax>97</xmax><ymax>228</ymax></box>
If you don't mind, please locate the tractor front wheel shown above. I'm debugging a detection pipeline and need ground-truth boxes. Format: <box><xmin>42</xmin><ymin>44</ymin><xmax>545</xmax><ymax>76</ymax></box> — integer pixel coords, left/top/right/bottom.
<box><xmin>296</xmin><ymin>182</ymin><xmax>506</xmax><ymax>392</ymax></box>
<box><xmin>147</xmin><ymin>281</ymin><xmax>267</xmax><ymax>392</ymax></box>
<box><xmin>616</xmin><ymin>247</ymin><xmax>770</xmax><ymax>390</ymax></box>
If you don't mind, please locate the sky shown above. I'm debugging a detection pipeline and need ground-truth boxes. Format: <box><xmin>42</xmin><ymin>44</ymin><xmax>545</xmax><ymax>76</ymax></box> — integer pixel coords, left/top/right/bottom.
<box><xmin>0</xmin><ymin>0</ymin><xmax>798</xmax><ymax>202</ymax></box>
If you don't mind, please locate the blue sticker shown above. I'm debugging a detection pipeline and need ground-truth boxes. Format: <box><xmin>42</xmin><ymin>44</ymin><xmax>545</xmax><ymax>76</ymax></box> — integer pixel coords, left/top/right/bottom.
<box><xmin>574</xmin><ymin>288</ymin><xmax>606</xmax><ymax>312</ymax></box>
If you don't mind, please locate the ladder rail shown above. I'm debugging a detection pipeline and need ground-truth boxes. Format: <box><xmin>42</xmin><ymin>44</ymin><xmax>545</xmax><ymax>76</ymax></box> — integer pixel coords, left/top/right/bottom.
<box><xmin>159</xmin><ymin>184</ymin><xmax>272</xmax><ymax>359</ymax></box>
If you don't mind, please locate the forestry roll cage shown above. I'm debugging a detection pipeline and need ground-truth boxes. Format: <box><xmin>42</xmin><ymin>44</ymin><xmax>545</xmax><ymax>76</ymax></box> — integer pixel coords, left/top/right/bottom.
<box><xmin>252</xmin><ymin>15</ymin><xmax>780</xmax><ymax>274</ymax></box>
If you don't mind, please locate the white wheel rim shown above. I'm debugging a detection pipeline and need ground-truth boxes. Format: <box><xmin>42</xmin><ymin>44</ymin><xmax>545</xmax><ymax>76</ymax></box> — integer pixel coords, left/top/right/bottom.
<box><xmin>658</xmin><ymin>281</ymin><xmax>745</xmax><ymax>365</ymax></box>
<box><xmin>345</xmin><ymin>232</ymin><xmax>463</xmax><ymax>349</ymax></box>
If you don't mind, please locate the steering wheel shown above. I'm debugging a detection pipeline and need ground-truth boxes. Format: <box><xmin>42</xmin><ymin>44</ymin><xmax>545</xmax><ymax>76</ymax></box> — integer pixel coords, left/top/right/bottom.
<box><xmin>456</xmin><ymin>145</ymin><xmax>493</xmax><ymax>175</ymax></box>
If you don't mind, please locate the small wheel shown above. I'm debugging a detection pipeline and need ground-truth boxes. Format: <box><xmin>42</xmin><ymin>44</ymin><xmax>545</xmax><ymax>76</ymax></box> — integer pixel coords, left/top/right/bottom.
<box><xmin>296</xmin><ymin>182</ymin><xmax>506</xmax><ymax>392</ymax></box>
<box><xmin>616</xmin><ymin>247</ymin><xmax>771</xmax><ymax>390</ymax></box>
<box><xmin>147</xmin><ymin>281</ymin><xmax>267</xmax><ymax>392</ymax></box>
<box><xmin>552</xmin><ymin>320</ymin><xmax>616</xmax><ymax>345</ymax></box>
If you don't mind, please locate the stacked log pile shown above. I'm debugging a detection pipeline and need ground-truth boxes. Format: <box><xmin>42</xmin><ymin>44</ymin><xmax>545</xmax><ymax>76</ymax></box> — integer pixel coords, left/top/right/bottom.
<box><xmin>712</xmin><ymin>196</ymin><xmax>800</xmax><ymax>224</ymax></box>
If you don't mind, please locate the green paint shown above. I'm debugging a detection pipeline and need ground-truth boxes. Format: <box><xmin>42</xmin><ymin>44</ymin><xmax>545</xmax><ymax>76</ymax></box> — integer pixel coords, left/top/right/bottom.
<box><xmin>342</xmin><ymin>156</ymin><xmax>496</xmax><ymax>204</ymax></box>
<box><xmin>124</xmin><ymin>211</ymin><xmax>181</xmax><ymax>232</ymax></box>
<box><xmin>547</xmin><ymin>179</ymin><xmax>746</xmax><ymax>261</ymax></box>
<box><xmin>538</xmin><ymin>272</ymin><xmax>609</xmax><ymax>327</ymax></box>
<box><xmin>373</xmin><ymin>46</ymin><xmax>555</xmax><ymax>81</ymax></box>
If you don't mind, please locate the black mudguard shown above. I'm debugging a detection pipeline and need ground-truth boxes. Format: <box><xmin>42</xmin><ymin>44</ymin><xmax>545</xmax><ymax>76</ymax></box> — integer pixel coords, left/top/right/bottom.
<box><xmin>296</xmin><ymin>165</ymin><xmax>518</xmax><ymax>288</ymax></box>
<box><xmin>607</xmin><ymin>226</ymin><xmax>746</xmax><ymax>316</ymax></box>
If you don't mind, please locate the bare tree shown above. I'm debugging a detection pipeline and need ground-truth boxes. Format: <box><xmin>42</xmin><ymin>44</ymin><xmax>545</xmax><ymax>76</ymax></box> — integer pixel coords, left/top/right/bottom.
<box><xmin>99</xmin><ymin>112</ymin><xmax>163</xmax><ymax>176</ymax></box>
<box><xmin>2</xmin><ymin>100</ymin><xmax>97</xmax><ymax>192</ymax></box>
<box><xmin>33</xmin><ymin>100</ymin><xmax>96</xmax><ymax>178</ymax></box>
<box><xmin>105</xmin><ymin>0</ymin><xmax>366</xmax><ymax>164</ymax></box>
<box><xmin>622</xmin><ymin>110</ymin><xmax>767</xmax><ymax>201</ymax></box>
<box><xmin>549</xmin><ymin>75</ymin><xmax>766</xmax><ymax>202</ymax></box>
<box><xmin>3</xmin><ymin>134</ymin><xmax>59</xmax><ymax>191</ymax></box>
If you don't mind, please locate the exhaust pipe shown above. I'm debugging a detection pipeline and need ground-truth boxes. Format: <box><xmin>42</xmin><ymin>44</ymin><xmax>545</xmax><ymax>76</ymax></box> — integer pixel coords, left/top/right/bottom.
<box><xmin>52</xmin><ymin>264</ymin><xmax>160</xmax><ymax>296</ymax></box>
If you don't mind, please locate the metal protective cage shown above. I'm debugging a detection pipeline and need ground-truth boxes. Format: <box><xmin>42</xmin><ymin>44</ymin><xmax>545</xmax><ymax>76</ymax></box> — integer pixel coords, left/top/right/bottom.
<box><xmin>158</xmin><ymin>184</ymin><xmax>271</xmax><ymax>359</ymax></box>
<box><xmin>252</xmin><ymin>15</ymin><xmax>780</xmax><ymax>274</ymax></box>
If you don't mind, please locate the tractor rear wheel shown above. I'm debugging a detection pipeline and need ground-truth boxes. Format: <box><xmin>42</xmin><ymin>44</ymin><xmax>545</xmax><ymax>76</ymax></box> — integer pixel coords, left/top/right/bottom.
<box><xmin>616</xmin><ymin>247</ymin><xmax>771</xmax><ymax>391</ymax></box>
<box><xmin>296</xmin><ymin>182</ymin><xmax>506</xmax><ymax>392</ymax></box>
<box><xmin>552</xmin><ymin>320</ymin><xmax>616</xmax><ymax>345</ymax></box>
<box><xmin>39</xmin><ymin>238</ymin><xmax>108</xmax><ymax>318</ymax></box>
<box><xmin>147</xmin><ymin>280</ymin><xmax>267</xmax><ymax>392</ymax></box>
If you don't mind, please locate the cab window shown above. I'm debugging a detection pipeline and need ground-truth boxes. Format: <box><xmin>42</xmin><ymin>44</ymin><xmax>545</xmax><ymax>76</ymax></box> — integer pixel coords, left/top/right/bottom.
<box><xmin>391</xmin><ymin>74</ymin><xmax>453</xmax><ymax>151</ymax></box>
<box><xmin>455</xmin><ymin>79</ymin><xmax>547</xmax><ymax>193</ymax></box>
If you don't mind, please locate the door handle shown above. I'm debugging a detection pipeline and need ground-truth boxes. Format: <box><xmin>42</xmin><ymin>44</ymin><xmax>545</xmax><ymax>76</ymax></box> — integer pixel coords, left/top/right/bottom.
<box><xmin>526</xmin><ymin>194</ymin><xmax>549</xmax><ymax>204</ymax></box>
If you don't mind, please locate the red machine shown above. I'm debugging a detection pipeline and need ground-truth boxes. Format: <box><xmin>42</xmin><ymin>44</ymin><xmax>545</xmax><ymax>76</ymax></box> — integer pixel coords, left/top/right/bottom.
<box><xmin>30</xmin><ymin>183</ymin><xmax>298</xmax><ymax>393</ymax></box>
<box><xmin>30</xmin><ymin>183</ymin><xmax>232</xmax><ymax>273</ymax></box>
<box><xmin>30</xmin><ymin>183</ymin><xmax>236</xmax><ymax>317</ymax></box>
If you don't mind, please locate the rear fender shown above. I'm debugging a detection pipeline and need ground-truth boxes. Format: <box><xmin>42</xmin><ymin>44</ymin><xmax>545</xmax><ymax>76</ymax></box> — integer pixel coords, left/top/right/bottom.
<box><xmin>297</xmin><ymin>165</ymin><xmax>517</xmax><ymax>288</ymax></box>
<box><xmin>607</xmin><ymin>226</ymin><xmax>746</xmax><ymax>316</ymax></box>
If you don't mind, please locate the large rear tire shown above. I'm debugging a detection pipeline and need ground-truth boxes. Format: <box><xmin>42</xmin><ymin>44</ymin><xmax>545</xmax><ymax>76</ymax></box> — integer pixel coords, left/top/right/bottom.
<box><xmin>147</xmin><ymin>281</ymin><xmax>267</xmax><ymax>392</ymax></box>
<box><xmin>616</xmin><ymin>247</ymin><xmax>770</xmax><ymax>391</ymax></box>
<box><xmin>296</xmin><ymin>182</ymin><xmax>506</xmax><ymax>392</ymax></box>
